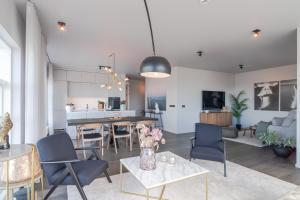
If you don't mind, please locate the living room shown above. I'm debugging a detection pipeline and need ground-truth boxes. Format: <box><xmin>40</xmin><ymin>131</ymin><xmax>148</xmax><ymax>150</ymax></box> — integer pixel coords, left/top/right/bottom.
<box><xmin>1</xmin><ymin>0</ymin><xmax>300</xmax><ymax>199</ymax></box>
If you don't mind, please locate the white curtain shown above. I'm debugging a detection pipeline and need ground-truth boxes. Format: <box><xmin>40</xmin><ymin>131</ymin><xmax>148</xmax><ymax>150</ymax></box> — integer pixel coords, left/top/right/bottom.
<box><xmin>25</xmin><ymin>1</ymin><xmax>48</xmax><ymax>144</ymax></box>
<box><xmin>47</xmin><ymin>63</ymin><xmax>54</xmax><ymax>135</ymax></box>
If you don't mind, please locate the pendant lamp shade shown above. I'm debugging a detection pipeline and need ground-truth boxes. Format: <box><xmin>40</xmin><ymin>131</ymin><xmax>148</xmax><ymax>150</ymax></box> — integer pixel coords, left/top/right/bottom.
<box><xmin>140</xmin><ymin>0</ymin><xmax>171</xmax><ymax>78</ymax></box>
<box><xmin>140</xmin><ymin>56</ymin><xmax>171</xmax><ymax>78</ymax></box>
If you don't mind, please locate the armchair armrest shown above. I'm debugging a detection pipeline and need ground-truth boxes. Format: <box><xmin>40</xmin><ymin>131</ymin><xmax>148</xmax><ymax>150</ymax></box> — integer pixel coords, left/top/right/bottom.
<box><xmin>40</xmin><ymin>159</ymin><xmax>80</xmax><ymax>164</ymax></box>
<box><xmin>190</xmin><ymin>137</ymin><xmax>195</xmax><ymax>148</ymax></box>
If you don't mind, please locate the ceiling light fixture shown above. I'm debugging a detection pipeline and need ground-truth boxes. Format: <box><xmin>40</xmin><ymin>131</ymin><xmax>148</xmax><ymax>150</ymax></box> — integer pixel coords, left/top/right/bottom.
<box><xmin>58</xmin><ymin>21</ymin><xmax>66</xmax><ymax>32</ymax></box>
<box><xmin>197</xmin><ymin>51</ymin><xmax>204</xmax><ymax>57</ymax></box>
<box><xmin>200</xmin><ymin>0</ymin><xmax>210</xmax><ymax>4</ymax></box>
<box><xmin>252</xmin><ymin>29</ymin><xmax>261</xmax><ymax>38</ymax></box>
<box><xmin>140</xmin><ymin>0</ymin><xmax>171</xmax><ymax>78</ymax></box>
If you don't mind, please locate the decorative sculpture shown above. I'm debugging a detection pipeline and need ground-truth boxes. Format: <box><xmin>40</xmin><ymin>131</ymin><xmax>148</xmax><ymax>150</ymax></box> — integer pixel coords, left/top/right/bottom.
<box><xmin>0</xmin><ymin>112</ymin><xmax>13</xmax><ymax>149</ymax></box>
<box><xmin>155</xmin><ymin>102</ymin><xmax>160</xmax><ymax>113</ymax></box>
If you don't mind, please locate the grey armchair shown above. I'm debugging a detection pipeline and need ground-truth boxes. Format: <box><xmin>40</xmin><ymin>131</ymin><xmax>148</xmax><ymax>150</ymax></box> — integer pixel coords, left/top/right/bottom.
<box><xmin>37</xmin><ymin>132</ymin><xmax>112</xmax><ymax>200</ymax></box>
<box><xmin>190</xmin><ymin>123</ymin><xmax>227</xmax><ymax>177</ymax></box>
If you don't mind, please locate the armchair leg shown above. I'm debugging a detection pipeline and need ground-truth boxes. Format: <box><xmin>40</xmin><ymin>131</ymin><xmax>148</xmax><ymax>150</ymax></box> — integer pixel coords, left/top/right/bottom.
<box><xmin>104</xmin><ymin>170</ymin><xmax>112</xmax><ymax>183</ymax></box>
<box><xmin>44</xmin><ymin>184</ymin><xmax>58</xmax><ymax>200</ymax></box>
<box><xmin>224</xmin><ymin>160</ymin><xmax>227</xmax><ymax>177</ymax></box>
<box><xmin>66</xmin><ymin>163</ymin><xmax>88</xmax><ymax>200</ymax></box>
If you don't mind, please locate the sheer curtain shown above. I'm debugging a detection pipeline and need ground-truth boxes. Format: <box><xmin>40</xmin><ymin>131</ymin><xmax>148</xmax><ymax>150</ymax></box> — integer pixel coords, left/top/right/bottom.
<box><xmin>25</xmin><ymin>1</ymin><xmax>48</xmax><ymax>144</ymax></box>
<box><xmin>47</xmin><ymin>63</ymin><xmax>54</xmax><ymax>135</ymax></box>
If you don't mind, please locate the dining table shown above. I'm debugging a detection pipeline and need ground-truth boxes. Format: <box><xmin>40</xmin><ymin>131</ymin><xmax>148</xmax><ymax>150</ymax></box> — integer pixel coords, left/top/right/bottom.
<box><xmin>67</xmin><ymin>116</ymin><xmax>157</xmax><ymax>126</ymax></box>
<box><xmin>67</xmin><ymin>116</ymin><xmax>158</xmax><ymax>148</ymax></box>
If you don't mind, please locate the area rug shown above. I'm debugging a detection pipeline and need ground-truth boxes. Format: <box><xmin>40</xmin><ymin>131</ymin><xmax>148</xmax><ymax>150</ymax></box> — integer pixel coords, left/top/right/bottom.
<box><xmin>67</xmin><ymin>159</ymin><xmax>296</xmax><ymax>200</ymax></box>
<box><xmin>224</xmin><ymin>132</ymin><xmax>265</xmax><ymax>147</ymax></box>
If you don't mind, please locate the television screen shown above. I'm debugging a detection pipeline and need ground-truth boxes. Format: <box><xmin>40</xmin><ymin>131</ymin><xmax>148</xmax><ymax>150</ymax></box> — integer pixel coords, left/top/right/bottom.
<box><xmin>108</xmin><ymin>97</ymin><xmax>120</xmax><ymax>110</ymax></box>
<box><xmin>202</xmin><ymin>91</ymin><xmax>225</xmax><ymax>110</ymax></box>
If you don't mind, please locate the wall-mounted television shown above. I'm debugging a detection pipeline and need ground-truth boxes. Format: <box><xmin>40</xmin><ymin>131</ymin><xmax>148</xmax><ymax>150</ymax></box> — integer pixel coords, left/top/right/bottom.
<box><xmin>202</xmin><ymin>91</ymin><xmax>225</xmax><ymax>110</ymax></box>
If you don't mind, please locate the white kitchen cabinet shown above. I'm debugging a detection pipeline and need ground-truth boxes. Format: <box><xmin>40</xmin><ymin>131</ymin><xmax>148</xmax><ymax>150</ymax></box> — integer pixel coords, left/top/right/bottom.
<box><xmin>67</xmin><ymin>71</ymin><xmax>82</xmax><ymax>82</ymax></box>
<box><xmin>95</xmin><ymin>74</ymin><xmax>108</xmax><ymax>84</ymax></box>
<box><xmin>54</xmin><ymin>70</ymin><xmax>67</xmax><ymax>81</ymax></box>
<box><xmin>82</xmin><ymin>72</ymin><xmax>96</xmax><ymax>83</ymax></box>
<box><xmin>67</xmin><ymin>111</ymin><xmax>87</xmax><ymax>120</ymax></box>
<box><xmin>53</xmin><ymin>81</ymin><xmax>68</xmax><ymax>110</ymax></box>
<box><xmin>53</xmin><ymin>110</ymin><xmax>67</xmax><ymax>129</ymax></box>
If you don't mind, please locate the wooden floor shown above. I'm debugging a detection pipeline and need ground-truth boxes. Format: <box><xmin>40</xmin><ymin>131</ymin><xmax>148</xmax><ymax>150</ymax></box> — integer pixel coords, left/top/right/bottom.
<box><xmin>47</xmin><ymin>131</ymin><xmax>300</xmax><ymax>199</ymax></box>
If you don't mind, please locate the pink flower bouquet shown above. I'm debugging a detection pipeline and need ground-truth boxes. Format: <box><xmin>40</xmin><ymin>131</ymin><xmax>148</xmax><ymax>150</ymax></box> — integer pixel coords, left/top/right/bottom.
<box><xmin>136</xmin><ymin>123</ymin><xmax>165</xmax><ymax>150</ymax></box>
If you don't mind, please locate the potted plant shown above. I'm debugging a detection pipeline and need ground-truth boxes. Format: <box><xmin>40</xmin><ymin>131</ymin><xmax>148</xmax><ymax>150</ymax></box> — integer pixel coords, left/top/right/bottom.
<box><xmin>258</xmin><ymin>131</ymin><xmax>296</xmax><ymax>158</ymax></box>
<box><xmin>120</xmin><ymin>100</ymin><xmax>127</xmax><ymax>111</ymax></box>
<box><xmin>230</xmin><ymin>91</ymin><xmax>249</xmax><ymax>130</ymax></box>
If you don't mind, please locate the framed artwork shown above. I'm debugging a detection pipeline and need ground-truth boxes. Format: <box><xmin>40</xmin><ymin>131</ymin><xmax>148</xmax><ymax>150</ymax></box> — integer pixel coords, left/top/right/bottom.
<box><xmin>280</xmin><ymin>79</ymin><xmax>297</xmax><ymax>111</ymax></box>
<box><xmin>147</xmin><ymin>96</ymin><xmax>166</xmax><ymax>111</ymax></box>
<box><xmin>254</xmin><ymin>81</ymin><xmax>279</xmax><ymax>111</ymax></box>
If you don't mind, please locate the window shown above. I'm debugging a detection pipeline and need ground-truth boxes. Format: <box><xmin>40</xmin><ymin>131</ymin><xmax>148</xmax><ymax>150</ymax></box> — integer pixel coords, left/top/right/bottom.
<box><xmin>0</xmin><ymin>38</ymin><xmax>11</xmax><ymax>118</ymax></box>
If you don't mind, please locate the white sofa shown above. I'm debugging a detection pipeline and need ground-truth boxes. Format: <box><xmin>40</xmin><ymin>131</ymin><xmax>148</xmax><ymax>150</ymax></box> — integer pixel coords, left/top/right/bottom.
<box><xmin>268</xmin><ymin>110</ymin><xmax>296</xmax><ymax>139</ymax></box>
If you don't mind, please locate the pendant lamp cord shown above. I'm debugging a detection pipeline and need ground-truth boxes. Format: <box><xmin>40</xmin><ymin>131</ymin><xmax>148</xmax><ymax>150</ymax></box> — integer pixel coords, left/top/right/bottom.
<box><xmin>144</xmin><ymin>0</ymin><xmax>156</xmax><ymax>56</ymax></box>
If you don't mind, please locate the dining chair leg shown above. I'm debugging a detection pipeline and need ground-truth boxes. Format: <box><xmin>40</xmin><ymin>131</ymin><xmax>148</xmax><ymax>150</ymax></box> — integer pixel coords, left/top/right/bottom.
<box><xmin>114</xmin><ymin>137</ymin><xmax>118</xmax><ymax>154</ymax></box>
<box><xmin>130</xmin><ymin>135</ymin><xmax>132</xmax><ymax>152</ymax></box>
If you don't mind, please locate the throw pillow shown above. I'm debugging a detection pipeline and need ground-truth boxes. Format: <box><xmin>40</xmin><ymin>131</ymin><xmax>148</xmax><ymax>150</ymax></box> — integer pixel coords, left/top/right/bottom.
<box><xmin>272</xmin><ymin>117</ymin><xmax>284</xmax><ymax>126</ymax></box>
<box><xmin>256</xmin><ymin>121</ymin><xmax>271</xmax><ymax>139</ymax></box>
<box><xmin>282</xmin><ymin>118</ymin><xmax>295</xmax><ymax>127</ymax></box>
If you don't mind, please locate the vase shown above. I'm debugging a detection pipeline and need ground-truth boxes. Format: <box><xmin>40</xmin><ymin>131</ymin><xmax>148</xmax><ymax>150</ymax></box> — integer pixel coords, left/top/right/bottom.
<box><xmin>140</xmin><ymin>147</ymin><xmax>156</xmax><ymax>170</ymax></box>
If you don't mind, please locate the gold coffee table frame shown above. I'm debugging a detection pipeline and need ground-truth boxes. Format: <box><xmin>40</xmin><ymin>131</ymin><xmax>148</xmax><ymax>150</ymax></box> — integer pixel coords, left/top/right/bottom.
<box><xmin>120</xmin><ymin>152</ymin><xmax>209</xmax><ymax>200</ymax></box>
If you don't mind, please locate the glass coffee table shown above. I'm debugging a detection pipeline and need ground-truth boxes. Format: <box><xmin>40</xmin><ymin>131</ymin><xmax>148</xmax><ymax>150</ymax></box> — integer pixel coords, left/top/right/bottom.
<box><xmin>120</xmin><ymin>151</ymin><xmax>209</xmax><ymax>200</ymax></box>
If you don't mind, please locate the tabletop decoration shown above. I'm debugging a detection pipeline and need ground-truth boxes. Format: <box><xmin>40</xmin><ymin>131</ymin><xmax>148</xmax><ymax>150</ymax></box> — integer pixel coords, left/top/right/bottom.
<box><xmin>0</xmin><ymin>113</ymin><xmax>13</xmax><ymax>149</ymax></box>
<box><xmin>137</xmin><ymin>124</ymin><xmax>165</xmax><ymax>170</ymax></box>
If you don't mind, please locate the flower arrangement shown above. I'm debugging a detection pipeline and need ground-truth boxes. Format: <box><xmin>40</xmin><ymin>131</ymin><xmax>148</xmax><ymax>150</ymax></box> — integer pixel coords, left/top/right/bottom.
<box><xmin>136</xmin><ymin>124</ymin><xmax>165</xmax><ymax>150</ymax></box>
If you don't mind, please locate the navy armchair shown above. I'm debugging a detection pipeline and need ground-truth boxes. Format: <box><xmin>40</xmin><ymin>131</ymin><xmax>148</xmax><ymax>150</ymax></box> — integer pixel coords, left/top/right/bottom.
<box><xmin>37</xmin><ymin>132</ymin><xmax>112</xmax><ymax>200</ymax></box>
<box><xmin>190</xmin><ymin>123</ymin><xmax>227</xmax><ymax>177</ymax></box>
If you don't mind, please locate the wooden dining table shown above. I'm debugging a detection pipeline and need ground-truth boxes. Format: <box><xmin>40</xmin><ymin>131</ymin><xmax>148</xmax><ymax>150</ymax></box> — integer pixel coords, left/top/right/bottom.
<box><xmin>67</xmin><ymin>116</ymin><xmax>157</xmax><ymax>126</ymax></box>
<box><xmin>68</xmin><ymin>116</ymin><xmax>158</xmax><ymax>148</ymax></box>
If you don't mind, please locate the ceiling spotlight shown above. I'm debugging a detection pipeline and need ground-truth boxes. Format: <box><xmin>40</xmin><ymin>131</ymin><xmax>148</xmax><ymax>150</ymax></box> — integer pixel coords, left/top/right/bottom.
<box><xmin>200</xmin><ymin>0</ymin><xmax>210</xmax><ymax>4</ymax></box>
<box><xmin>100</xmin><ymin>84</ymin><xmax>106</xmax><ymax>88</ymax></box>
<box><xmin>118</xmin><ymin>81</ymin><xmax>122</xmax><ymax>85</ymax></box>
<box><xmin>252</xmin><ymin>29</ymin><xmax>261</xmax><ymax>38</ymax></box>
<box><xmin>239</xmin><ymin>64</ymin><xmax>244</xmax><ymax>70</ymax></box>
<box><xmin>107</xmin><ymin>85</ymin><xmax>112</xmax><ymax>90</ymax></box>
<box><xmin>58</xmin><ymin>21</ymin><xmax>66</xmax><ymax>32</ymax></box>
<box><xmin>197</xmin><ymin>51</ymin><xmax>204</xmax><ymax>57</ymax></box>
<box><xmin>124</xmin><ymin>77</ymin><xmax>129</xmax><ymax>81</ymax></box>
<box><xmin>119</xmin><ymin>87</ymin><xmax>123</xmax><ymax>92</ymax></box>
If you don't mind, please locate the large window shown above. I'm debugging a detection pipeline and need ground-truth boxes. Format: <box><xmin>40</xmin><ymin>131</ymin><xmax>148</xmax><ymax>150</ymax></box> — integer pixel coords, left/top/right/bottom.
<box><xmin>0</xmin><ymin>38</ymin><xmax>11</xmax><ymax>119</ymax></box>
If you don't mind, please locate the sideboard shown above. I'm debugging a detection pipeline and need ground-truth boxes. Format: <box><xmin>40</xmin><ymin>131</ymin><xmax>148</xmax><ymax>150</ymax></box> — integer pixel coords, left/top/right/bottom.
<box><xmin>200</xmin><ymin>112</ymin><xmax>232</xmax><ymax>127</ymax></box>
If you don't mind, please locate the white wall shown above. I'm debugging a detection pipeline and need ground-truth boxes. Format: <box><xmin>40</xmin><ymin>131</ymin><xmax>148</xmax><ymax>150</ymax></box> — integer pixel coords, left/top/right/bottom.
<box><xmin>0</xmin><ymin>0</ymin><xmax>25</xmax><ymax>144</ymax></box>
<box><xmin>145</xmin><ymin>66</ymin><xmax>235</xmax><ymax>134</ymax></box>
<box><xmin>235</xmin><ymin>64</ymin><xmax>297</xmax><ymax>127</ymax></box>
<box><xmin>176</xmin><ymin>67</ymin><xmax>235</xmax><ymax>133</ymax></box>
<box><xmin>296</xmin><ymin>28</ymin><xmax>300</xmax><ymax>168</ymax></box>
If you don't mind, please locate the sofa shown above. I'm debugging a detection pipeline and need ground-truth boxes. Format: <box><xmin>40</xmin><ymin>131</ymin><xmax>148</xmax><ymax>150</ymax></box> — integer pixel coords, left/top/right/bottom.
<box><xmin>268</xmin><ymin>110</ymin><xmax>296</xmax><ymax>139</ymax></box>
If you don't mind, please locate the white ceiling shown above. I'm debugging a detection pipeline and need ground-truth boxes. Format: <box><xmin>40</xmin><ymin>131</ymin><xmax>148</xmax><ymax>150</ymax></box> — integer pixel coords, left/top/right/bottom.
<box><xmin>15</xmin><ymin>0</ymin><xmax>300</xmax><ymax>74</ymax></box>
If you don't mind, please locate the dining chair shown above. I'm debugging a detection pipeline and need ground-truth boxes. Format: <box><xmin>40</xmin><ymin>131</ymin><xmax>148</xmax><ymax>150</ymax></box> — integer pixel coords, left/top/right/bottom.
<box><xmin>79</xmin><ymin>123</ymin><xmax>107</xmax><ymax>158</ymax></box>
<box><xmin>111</xmin><ymin>121</ymin><xmax>132</xmax><ymax>154</ymax></box>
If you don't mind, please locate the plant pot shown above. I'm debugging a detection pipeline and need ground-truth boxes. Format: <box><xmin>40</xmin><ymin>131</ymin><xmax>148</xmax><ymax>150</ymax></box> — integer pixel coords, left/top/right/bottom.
<box><xmin>272</xmin><ymin>145</ymin><xmax>293</xmax><ymax>158</ymax></box>
<box><xmin>236</xmin><ymin>124</ymin><xmax>242</xmax><ymax>130</ymax></box>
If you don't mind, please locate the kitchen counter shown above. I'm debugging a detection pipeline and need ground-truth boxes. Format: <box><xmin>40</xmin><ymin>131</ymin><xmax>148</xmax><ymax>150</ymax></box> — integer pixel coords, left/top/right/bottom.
<box><xmin>67</xmin><ymin>110</ymin><xmax>136</xmax><ymax>120</ymax></box>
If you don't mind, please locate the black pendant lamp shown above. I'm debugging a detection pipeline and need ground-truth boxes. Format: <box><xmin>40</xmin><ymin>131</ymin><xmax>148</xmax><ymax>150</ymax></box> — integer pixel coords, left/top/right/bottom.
<box><xmin>140</xmin><ymin>0</ymin><xmax>171</xmax><ymax>78</ymax></box>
